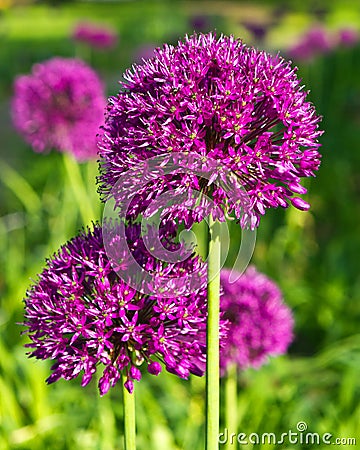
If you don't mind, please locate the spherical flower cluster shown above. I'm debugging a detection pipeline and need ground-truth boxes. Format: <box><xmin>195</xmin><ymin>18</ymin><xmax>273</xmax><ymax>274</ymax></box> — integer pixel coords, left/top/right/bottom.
<box><xmin>23</xmin><ymin>223</ymin><xmax>226</xmax><ymax>395</ymax></box>
<box><xmin>12</xmin><ymin>57</ymin><xmax>106</xmax><ymax>161</ymax></box>
<box><xmin>98</xmin><ymin>32</ymin><xmax>322</xmax><ymax>229</ymax></box>
<box><xmin>72</xmin><ymin>22</ymin><xmax>118</xmax><ymax>49</ymax></box>
<box><xmin>220</xmin><ymin>266</ymin><xmax>294</xmax><ymax>374</ymax></box>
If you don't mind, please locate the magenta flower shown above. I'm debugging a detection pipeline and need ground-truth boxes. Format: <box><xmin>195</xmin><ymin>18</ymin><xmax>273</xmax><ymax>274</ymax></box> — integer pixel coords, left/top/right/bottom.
<box><xmin>220</xmin><ymin>267</ymin><xmax>294</xmax><ymax>374</ymax></box>
<box><xmin>23</xmin><ymin>223</ymin><xmax>226</xmax><ymax>395</ymax></box>
<box><xmin>12</xmin><ymin>57</ymin><xmax>106</xmax><ymax>161</ymax></box>
<box><xmin>98</xmin><ymin>32</ymin><xmax>322</xmax><ymax>229</ymax></box>
<box><xmin>72</xmin><ymin>22</ymin><xmax>118</xmax><ymax>49</ymax></box>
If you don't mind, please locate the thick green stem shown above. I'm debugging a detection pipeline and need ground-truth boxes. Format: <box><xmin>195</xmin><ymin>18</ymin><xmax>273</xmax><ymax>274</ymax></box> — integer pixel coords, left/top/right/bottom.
<box><xmin>74</xmin><ymin>42</ymin><xmax>92</xmax><ymax>64</ymax></box>
<box><xmin>62</xmin><ymin>152</ymin><xmax>95</xmax><ymax>226</ymax></box>
<box><xmin>122</xmin><ymin>373</ymin><xmax>136</xmax><ymax>450</ymax></box>
<box><xmin>224</xmin><ymin>364</ymin><xmax>238</xmax><ymax>450</ymax></box>
<box><xmin>206</xmin><ymin>216</ymin><xmax>221</xmax><ymax>450</ymax></box>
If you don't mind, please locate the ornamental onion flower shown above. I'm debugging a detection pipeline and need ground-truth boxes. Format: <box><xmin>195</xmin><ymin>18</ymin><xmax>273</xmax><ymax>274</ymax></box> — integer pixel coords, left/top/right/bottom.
<box><xmin>72</xmin><ymin>22</ymin><xmax>118</xmax><ymax>49</ymax></box>
<box><xmin>23</xmin><ymin>223</ymin><xmax>227</xmax><ymax>395</ymax></box>
<box><xmin>220</xmin><ymin>266</ymin><xmax>294</xmax><ymax>374</ymax></box>
<box><xmin>12</xmin><ymin>57</ymin><xmax>106</xmax><ymax>161</ymax></box>
<box><xmin>98</xmin><ymin>32</ymin><xmax>322</xmax><ymax>229</ymax></box>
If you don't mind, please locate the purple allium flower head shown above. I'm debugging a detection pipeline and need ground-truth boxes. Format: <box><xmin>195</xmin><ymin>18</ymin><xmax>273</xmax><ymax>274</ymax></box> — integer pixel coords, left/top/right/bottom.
<box><xmin>12</xmin><ymin>57</ymin><xmax>106</xmax><ymax>161</ymax></box>
<box><xmin>72</xmin><ymin>22</ymin><xmax>118</xmax><ymax>49</ymax></box>
<box><xmin>98</xmin><ymin>32</ymin><xmax>322</xmax><ymax>229</ymax></box>
<box><xmin>23</xmin><ymin>223</ymin><xmax>226</xmax><ymax>395</ymax></box>
<box><xmin>220</xmin><ymin>266</ymin><xmax>294</xmax><ymax>374</ymax></box>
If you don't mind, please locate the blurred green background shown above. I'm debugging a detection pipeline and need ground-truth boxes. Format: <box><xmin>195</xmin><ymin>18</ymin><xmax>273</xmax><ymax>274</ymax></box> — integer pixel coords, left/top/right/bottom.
<box><xmin>1</xmin><ymin>0</ymin><xmax>360</xmax><ymax>449</ymax></box>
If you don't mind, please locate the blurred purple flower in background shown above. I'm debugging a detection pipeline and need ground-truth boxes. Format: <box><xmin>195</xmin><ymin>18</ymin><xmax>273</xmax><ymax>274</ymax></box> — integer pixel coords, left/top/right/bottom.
<box><xmin>133</xmin><ymin>44</ymin><xmax>157</xmax><ymax>64</ymax></box>
<box><xmin>220</xmin><ymin>266</ymin><xmax>294</xmax><ymax>374</ymax></box>
<box><xmin>242</xmin><ymin>20</ymin><xmax>268</xmax><ymax>42</ymax></box>
<box><xmin>189</xmin><ymin>14</ymin><xmax>211</xmax><ymax>32</ymax></box>
<box><xmin>72</xmin><ymin>21</ymin><xmax>118</xmax><ymax>49</ymax></box>
<box><xmin>288</xmin><ymin>25</ymin><xmax>335</xmax><ymax>61</ymax></box>
<box><xmin>23</xmin><ymin>223</ymin><xmax>228</xmax><ymax>395</ymax></box>
<box><xmin>338</xmin><ymin>27</ymin><xmax>359</xmax><ymax>47</ymax></box>
<box><xmin>98</xmin><ymin>32</ymin><xmax>322</xmax><ymax>229</ymax></box>
<box><xmin>11</xmin><ymin>57</ymin><xmax>106</xmax><ymax>161</ymax></box>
